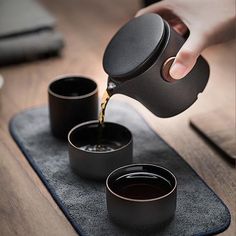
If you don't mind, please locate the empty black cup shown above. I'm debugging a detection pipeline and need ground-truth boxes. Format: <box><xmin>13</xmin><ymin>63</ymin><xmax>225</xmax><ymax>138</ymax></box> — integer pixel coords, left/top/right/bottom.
<box><xmin>48</xmin><ymin>75</ymin><xmax>98</xmax><ymax>139</ymax></box>
<box><xmin>68</xmin><ymin>121</ymin><xmax>133</xmax><ymax>180</ymax></box>
<box><xmin>106</xmin><ymin>164</ymin><xmax>177</xmax><ymax>230</ymax></box>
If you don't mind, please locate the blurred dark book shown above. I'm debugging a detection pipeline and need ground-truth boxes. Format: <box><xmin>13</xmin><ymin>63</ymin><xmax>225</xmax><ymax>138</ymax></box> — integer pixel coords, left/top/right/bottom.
<box><xmin>0</xmin><ymin>0</ymin><xmax>64</xmax><ymax>66</ymax></box>
<box><xmin>143</xmin><ymin>0</ymin><xmax>160</xmax><ymax>7</ymax></box>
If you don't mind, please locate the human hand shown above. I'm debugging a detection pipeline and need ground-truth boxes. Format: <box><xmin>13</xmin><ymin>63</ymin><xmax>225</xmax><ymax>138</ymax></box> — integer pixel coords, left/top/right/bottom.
<box><xmin>136</xmin><ymin>0</ymin><xmax>236</xmax><ymax>79</ymax></box>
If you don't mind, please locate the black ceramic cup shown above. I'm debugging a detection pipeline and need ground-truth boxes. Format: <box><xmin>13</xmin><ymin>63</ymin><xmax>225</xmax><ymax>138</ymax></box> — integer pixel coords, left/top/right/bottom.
<box><xmin>68</xmin><ymin>121</ymin><xmax>133</xmax><ymax>180</ymax></box>
<box><xmin>48</xmin><ymin>75</ymin><xmax>98</xmax><ymax>139</ymax></box>
<box><xmin>106</xmin><ymin>164</ymin><xmax>177</xmax><ymax>230</ymax></box>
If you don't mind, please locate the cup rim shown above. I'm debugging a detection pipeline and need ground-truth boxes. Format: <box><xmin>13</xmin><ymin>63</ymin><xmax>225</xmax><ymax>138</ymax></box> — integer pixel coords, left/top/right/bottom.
<box><xmin>106</xmin><ymin>163</ymin><xmax>177</xmax><ymax>202</ymax></box>
<box><xmin>68</xmin><ymin>120</ymin><xmax>133</xmax><ymax>154</ymax></box>
<box><xmin>48</xmin><ymin>75</ymin><xmax>98</xmax><ymax>100</ymax></box>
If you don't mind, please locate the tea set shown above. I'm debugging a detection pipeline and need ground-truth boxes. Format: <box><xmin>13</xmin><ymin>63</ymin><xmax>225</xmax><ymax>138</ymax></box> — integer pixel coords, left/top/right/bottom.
<box><xmin>47</xmin><ymin>13</ymin><xmax>209</xmax><ymax>230</ymax></box>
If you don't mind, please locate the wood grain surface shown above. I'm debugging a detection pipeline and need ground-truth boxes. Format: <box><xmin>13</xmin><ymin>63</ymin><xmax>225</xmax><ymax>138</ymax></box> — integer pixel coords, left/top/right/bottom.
<box><xmin>190</xmin><ymin>107</ymin><xmax>236</xmax><ymax>162</ymax></box>
<box><xmin>0</xmin><ymin>0</ymin><xmax>235</xmax><ymax>235</ymax></box>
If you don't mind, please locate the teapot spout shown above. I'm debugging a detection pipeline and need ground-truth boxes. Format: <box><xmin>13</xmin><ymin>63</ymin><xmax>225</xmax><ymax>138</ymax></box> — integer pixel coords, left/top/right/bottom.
<box><xmin>106</xmin><ymin>78</ymin><xmax>116</xmax><ymax>96</ymax></box>
<box><xmin>106</xmin><ymin>76</ymin><xmax>126</xmax><ymax>96</ymax></box>
<box><xmin>106</xmin><ymin>75</ymin><xmax>139</xmax><ymax>101</ymax></box>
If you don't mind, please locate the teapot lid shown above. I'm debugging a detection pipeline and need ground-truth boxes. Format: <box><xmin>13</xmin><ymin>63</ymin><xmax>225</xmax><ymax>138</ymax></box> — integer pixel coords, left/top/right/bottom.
<box><xmin>103</xmin><ymin>14</ymin><xmax>166</xmax><ymax>79</ymax></box>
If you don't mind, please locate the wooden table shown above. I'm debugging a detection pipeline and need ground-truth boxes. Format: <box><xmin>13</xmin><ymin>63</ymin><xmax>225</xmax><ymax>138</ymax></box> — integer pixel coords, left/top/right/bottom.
<box><xmin>0</xmin><ymin>0</ymin><xmax>235</xmax><ymax>235</ymax></box>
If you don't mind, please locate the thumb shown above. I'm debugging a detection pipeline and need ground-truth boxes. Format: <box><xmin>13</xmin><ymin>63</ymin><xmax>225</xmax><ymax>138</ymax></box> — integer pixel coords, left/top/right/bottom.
<box><xmin>169</xmin><ymin>32</ymin><xmax>207</xmax><ymax>80</ymax></box>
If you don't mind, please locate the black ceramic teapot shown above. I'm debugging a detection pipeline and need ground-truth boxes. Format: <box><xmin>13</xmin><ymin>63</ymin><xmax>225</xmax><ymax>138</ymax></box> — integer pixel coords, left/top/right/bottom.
<box><xmin>103</xmin><ymin>13</ymin><xmax>209</xmax><ymax>118</ymax></box>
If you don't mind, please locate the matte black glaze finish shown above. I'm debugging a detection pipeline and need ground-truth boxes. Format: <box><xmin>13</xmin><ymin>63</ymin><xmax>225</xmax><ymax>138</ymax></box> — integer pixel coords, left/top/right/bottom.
<box><xmin>103</xmin><ymin>14</ymin><xmax>209</xmax><ymax>117</ymax></box>
<box><xmin>103</xmin><ymin>14</ymin><xmax>165</xmax><ymax>78</ymax></box>
<box><xmin>68</xmin><ymin>121</ymin><xmax>133</xmax><ymax>180</ymax></box>
<box><xmin>48</xmin><ymin>76</ymin><xmax>98</xmax><ymax>139</ymax></box>
<box><xmin>106</xmin><ymin>164</ymin><xmax>177</xmax><ymax>230</ymax></box>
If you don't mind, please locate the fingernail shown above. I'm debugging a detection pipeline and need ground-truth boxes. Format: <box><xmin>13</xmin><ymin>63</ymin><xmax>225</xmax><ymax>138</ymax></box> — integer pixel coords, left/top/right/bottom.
<box><xmin>170</xmin><ymin>62</ymin><xmax>187</xmax><ymax>80</ymax></box>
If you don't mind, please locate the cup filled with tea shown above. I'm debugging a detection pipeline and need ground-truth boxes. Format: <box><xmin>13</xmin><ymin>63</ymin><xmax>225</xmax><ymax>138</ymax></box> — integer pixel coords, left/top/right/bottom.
<box><xmin>106</xmin><ymin>164</ymin><xmax>177</xmax><ymax>230</ymax></box>
<box><xmin>68</xmin><ymin>121</ymin><xmax>133</xmax><ymax>180</ymax></box>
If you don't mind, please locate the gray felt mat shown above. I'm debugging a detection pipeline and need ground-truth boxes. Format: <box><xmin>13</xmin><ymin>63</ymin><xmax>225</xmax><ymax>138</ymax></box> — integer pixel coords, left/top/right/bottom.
<box><xmin>9</xmin><ymin>100</ymin><xmax>230</xmax><ymax>236</ymax></box>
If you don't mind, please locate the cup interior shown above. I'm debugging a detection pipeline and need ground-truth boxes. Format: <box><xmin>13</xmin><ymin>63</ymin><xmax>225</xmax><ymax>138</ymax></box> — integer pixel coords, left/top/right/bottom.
<box><xmin>49</xmin><ymin>76</ymin><xmax>97</xmax><ymax>98</ymax></box>
<box><xmin>107</xmin><ymin>164</ymin><xmax>176</xmax><ymax>200</ymax></box>
<box><xmin>69</xmin><ymin>121</ymin><xmax>132</xmax><ymax>153</ymax></box>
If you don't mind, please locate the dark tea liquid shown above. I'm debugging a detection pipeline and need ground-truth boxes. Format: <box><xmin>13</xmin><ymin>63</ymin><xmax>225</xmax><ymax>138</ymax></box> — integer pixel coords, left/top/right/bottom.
<box><xmin>80</xmin><ymin>141</ymin><xmax>122</xmax><ymax>152</ymax></box>
<box><xmin>99</xmin><ymin>90</ymin><xmax>110</xmax><ymax>125</ymax></box>
<box><xmin>112</xmin><ymin>172</ymin><xmax>172</xmax><ymax>200</ymax></box>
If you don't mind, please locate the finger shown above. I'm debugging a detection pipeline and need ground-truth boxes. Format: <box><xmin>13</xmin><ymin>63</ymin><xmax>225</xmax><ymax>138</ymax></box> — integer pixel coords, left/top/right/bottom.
<box><xmin>169</xmin><ymin>32</ymin><xmax>207</xmax><ymax>80</ymax></box>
